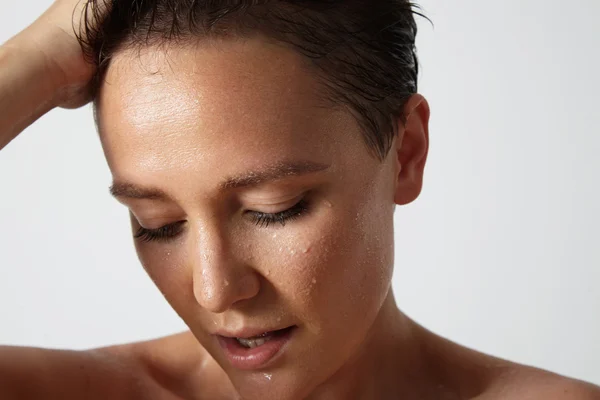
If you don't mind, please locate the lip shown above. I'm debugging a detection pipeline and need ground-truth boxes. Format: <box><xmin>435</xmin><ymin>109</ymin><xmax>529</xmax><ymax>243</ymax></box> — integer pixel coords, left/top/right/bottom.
<box><xmin>216</xmin><ymin>326</ymin><xmax>292</xmax><ymax>339</ymax></box>
<box><xmin>216</xmin><ymin>326</ymin><xmax>296</xmax><ymax>370</ymax></box>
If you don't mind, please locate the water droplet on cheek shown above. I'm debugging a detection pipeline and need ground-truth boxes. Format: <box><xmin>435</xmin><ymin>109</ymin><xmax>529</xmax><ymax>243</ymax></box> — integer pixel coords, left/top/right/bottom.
<box><xmin>290</xmin><ymin>249</ymin><xmax>296</xmax><ymax>255</ymax></box>
<box><xmin>224</xmin><ymin>279</ymin><xmax>229</xmax><ymax>287</ymax></box>
<box><xmin>277</xmin><ymin>316</ymin><xmax>282</xmax><ymax>322</ymax></box>
<box><xmin>303</xmin><ymin>246</ymin><xmax>312</xmax><ymax>254</ymax></box>
<box><xmin>264</xmin><ymin>373</ymin><xmax>272</xmax><ymax>381</ymax></box>
<box><xmin>324</xmin><ymin>200</ymin><xmax>333</xmax><ymax>208</ymax></box>
<box><xmin>312</xmin><ymin>278</ymin><xmax>317</xmax><ymax>284</ymax></box>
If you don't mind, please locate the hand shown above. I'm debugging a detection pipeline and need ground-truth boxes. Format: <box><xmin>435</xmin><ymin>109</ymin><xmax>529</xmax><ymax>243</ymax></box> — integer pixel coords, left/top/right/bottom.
<box><xmin>18</xmin><ymin>0</ymin><xmax>110</xmax><ymax>109</ymax></box>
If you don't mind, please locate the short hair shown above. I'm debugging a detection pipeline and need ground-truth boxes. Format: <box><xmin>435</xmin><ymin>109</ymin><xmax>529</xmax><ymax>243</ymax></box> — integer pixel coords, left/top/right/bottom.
<box><xmin>77</xmin><ymin>0</ymin><xmax>426</xmax><ymax>159</ymax></box>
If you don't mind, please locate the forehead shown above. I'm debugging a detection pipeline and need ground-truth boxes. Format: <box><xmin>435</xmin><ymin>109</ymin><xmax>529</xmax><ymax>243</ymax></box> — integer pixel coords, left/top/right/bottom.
<box><xmin>95</xmin><ymin>37</ymin><xmax>367</xmax><ymax>193</ymax></box>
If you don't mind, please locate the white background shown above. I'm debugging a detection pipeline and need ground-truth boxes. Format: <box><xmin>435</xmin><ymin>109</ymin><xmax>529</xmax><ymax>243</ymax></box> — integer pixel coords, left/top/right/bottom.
<box><xmin>1</xmin><ymin>0</ymin><xmax>599</xmax><ymax>386</ymax></box>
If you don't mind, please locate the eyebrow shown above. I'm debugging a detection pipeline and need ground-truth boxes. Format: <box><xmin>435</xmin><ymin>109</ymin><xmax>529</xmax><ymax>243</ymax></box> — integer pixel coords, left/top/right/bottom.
<box><xmin>109</xmin><ymin>160</ymin><xmax>330</xmax><ymax>200</ymax></box>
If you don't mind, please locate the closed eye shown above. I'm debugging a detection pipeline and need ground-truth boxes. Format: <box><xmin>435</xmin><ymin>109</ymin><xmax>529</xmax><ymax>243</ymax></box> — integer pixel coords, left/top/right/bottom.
<box><xmin>247</xmin><ymin>198</ymin><xmax>309</xmax><ymax>228</ymax></box>
<box><xmin>133</xmin><ymin>198</ymin><xmax>311</xmax><ymax>243</ymax></box>
<box><xmin>134</xmin><ymin>221</ymin><xmax>186</xmax><ymax>243</ymax></box>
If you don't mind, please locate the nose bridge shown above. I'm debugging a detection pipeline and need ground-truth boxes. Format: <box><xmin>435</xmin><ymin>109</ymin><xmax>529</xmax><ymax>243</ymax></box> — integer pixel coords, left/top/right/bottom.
<box><xmin>191</xmin><ymin>220</ymin><xmax>259</xmax><ymax>313</ymax></box>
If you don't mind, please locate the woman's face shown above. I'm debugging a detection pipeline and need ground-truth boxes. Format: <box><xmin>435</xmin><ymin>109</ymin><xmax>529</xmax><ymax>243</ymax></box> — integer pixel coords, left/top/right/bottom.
<box><xmin>96</xmin><ymin>37</ymin><xmax>414</xmax><ymax>399</ymax></box>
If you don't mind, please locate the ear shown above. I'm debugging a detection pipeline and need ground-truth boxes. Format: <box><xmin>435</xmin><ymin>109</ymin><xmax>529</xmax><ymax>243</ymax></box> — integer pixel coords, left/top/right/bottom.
<box><xmin>393</xmin><ymin>94</ymin><xmax>430</xmax><ymax>206</ymax></box>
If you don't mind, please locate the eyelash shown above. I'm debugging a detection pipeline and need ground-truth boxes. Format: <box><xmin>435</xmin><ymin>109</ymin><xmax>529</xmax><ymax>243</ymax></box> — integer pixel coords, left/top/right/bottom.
<box><xmin>250</xmin><ymin>198</ymin><xmax>309</xmax><ymax>228</ymax></box>
<box><xmin>134</xmin><ymin>199</ymin><xmax>310</xmax><ymax>243</ymax></box>
<box><xmin>134</xmin><ymin>221</ymin><xmax>186</xmax><ymax>243</ymax></box>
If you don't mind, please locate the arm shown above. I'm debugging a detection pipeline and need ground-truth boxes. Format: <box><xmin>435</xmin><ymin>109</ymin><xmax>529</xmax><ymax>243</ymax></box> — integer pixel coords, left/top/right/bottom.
<box><xmin>0</xmin><ymin>0</ymin><xmax>98</xmax><ymax>150</ymax></box>
<box><xmin>0</xmin><ymin>332</ymin><xmax>209</xmax><ymax>400</ymax></box>
<box><xmin>0</xmin><ymin>346</ymin><xmax>147</xmax><ymax>400</ymax></box>
<box><xmin>0</xmin><ymin>38</ymin><xmax>61</xmax><ymax>150</ymax></box>
<box><xmin>0</xmin><ymin>1</ymin><xmax>138</xmax><ymax>398</ymax></box>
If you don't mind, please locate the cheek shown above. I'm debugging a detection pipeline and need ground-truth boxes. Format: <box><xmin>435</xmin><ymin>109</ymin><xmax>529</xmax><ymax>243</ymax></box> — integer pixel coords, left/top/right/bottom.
<box><xmin>261</xmin><ymin>200</ymin><xmax>394</xmax><ymax>331</ymax></box>
<box><xmin>134</xmin><ymin>241</ymin><xmax>197</xmax><ymax>317</ymax></box>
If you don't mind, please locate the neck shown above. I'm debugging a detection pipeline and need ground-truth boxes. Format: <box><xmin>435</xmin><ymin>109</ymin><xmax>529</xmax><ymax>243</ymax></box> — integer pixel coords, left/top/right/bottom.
<box><xmin>306</xmin><ymin>291</ymin><xmax>428</xmax><ymax>400</ymax></box>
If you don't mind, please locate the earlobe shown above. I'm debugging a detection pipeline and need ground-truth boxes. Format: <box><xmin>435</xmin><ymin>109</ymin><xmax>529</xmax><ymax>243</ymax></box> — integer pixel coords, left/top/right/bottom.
<box><xmin>393</xmin><ymin>94</ymin><xmax>430</xmax><ymax>206</ymax></box>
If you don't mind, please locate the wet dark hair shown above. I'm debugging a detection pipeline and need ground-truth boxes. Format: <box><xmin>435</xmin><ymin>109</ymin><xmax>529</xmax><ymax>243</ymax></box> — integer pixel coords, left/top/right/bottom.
<box><xmin>77</xmin><ymin>0</ymin><xmax>427</xmax><ymax>159</ymax></box>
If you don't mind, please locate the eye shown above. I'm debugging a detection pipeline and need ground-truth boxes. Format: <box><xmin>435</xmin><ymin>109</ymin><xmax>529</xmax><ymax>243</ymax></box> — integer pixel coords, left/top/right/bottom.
<box><xmin>133</xmin><ymin>198</ymin><xmax>310</xmax><ymax>242</ymax></box>
<box><xmin>248</xmin><ymin>198</ymin><xmax>310</xmax><ymax>228</ymax></box>
<box><xmin>134</xmin><ymin>221</ymin><xmax>186</xmax><ymax>243</ymax></box>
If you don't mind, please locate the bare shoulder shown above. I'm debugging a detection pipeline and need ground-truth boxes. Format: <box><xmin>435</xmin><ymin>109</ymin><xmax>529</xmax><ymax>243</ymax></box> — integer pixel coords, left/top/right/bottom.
<box><xmin>100</xmin><ymin>331</ymin><xmax>232</xmax><ymax>400</ymax></box>
<box><xmin>108</xmin><ymin>330</ymin><xmax>207</xmax><ymax>375</ymax></box>
<box><xmin>414</xmin><ymin>325</ymin><xmax>600</xmax><ymax>400</ymax></box>
<box><xmin>99</xmin><ymin>331</ymin><xmax>205</xmax><ymax>399</ymax></box>
<box><xmin>481</xmin><ymin>364</ymin><xmax>600</xmax><ymax>400</ymax></box>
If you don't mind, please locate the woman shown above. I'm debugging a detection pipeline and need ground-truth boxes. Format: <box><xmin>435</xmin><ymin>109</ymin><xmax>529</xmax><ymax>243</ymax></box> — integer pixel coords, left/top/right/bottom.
<box><xmin>0</xmin><ymin>0</ymin><xmax>598</xmax><ymax>399</ymax></box>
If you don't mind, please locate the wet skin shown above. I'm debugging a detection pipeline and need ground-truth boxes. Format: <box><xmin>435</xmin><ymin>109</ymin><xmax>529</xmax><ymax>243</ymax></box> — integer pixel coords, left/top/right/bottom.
<box><xmin>95</xmin><ymin>37</ymin><xmax>600</xmax><ymax>400</ymax></box>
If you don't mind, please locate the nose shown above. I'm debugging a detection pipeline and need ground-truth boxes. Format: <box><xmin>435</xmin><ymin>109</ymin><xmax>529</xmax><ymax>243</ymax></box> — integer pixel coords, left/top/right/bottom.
<box><xmin>191</xmin><ymin>224</ymin><xmax>260</xmax><ymax>313</ymax></box>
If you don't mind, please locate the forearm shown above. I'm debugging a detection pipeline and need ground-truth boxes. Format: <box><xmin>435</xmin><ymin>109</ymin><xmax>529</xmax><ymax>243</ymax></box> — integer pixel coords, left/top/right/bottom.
<box><xmin>0</xmin><ymin>36</ymin><xmax>60</xmax><ymax>150</ymax></box>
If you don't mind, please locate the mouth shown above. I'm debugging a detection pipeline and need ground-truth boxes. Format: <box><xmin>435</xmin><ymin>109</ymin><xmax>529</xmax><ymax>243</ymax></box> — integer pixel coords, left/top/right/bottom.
<box><xmin>216</xmin><ymin>326</ymin><xmax>297</xmax><ymax>370</ymax></box>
